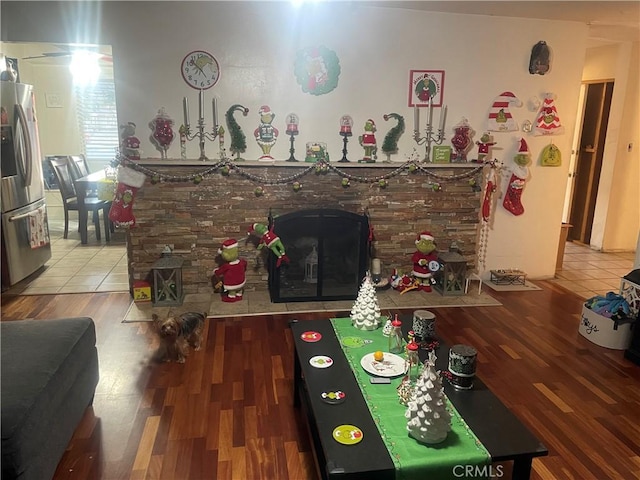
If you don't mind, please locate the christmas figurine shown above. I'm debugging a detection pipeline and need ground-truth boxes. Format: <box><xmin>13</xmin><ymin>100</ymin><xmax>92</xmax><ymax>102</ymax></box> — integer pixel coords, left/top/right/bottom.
<box><xmin>358</xmin><ymin>119</ymin><xmax>377</xmax><ymax>163</ymax></box>
<box><xmin>226</xmin><ymin>104</ymin><xmax>249</xmax><ymax>161</ymax></box>
<box><xmin>150</xmin><ymin>107</ymin><xmax>174</xmax><ymax>159</ymax></box>
<box><xmin>475</xmin><ymin>132</ymin><xmax>496</xmax><ymax>163</ymax></box>
<box><xmin>254</xmin><ymin>105</ymin><xmax>279</xmax><ymax>161</ymax></box>
<box><xmin>350</xmin><ymin>272</ymin><xmax>382</xmax><ymax>331</ymax></box>
<box><xmin>411</xmin><ymin>232</ymin><xmax>439</xmax><ymax>292</ymax></box>
<box><xmin>405</xmin><ymin>351</ymin><xmax>452</xmax><ymax>445</ymax></box>
<box><xmin>119</xmin><ymin>122</ymin><xmax>141</xmax><ymax>160</ymax></box>
<box><xmin>503</xmin><ymin>138</ymin><xmax>531</xmax><ymax>216</ymax></box>
<box><xmin>381</xmin><ymin>113</ymin><xmax>405</xmax><ymax>163</ymax></box>
<box><xmin>213</xmin><ymin>239</ymin><xmax>247</xmax><ymax>303</ymax></box>
<box><xmin>247</xmin><ymin>223</ymin><xmax>290</xmax><ymax>267</ymax></box>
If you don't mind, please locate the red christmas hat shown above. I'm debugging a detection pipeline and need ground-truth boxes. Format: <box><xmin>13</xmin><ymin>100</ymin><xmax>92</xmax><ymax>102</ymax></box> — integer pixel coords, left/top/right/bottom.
<box><xmin>259</xmin><ymin>105</ymin><xmax>271</xmax><ymax>115</ymax></box>
<box><xmin>218</xmin><ymin>238</ymin><xmax>238</xmax><ymax>253</ymax></box>
<box><xmin>518</xmin><ymin>138</ymin><xmax>530</xmax><ymax>154</ymax></box>
<box><xmin>415</xmin><ymin>231</ymin><xmax>434</xmax><ymax>243</ymax></box>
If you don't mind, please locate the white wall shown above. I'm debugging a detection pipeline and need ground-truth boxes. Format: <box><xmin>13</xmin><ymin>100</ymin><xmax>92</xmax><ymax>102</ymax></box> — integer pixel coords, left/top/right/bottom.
<box><xmin>2</xmin><ymin>1</ymin><xmax>595</xmax><ymax>279</ymax></box>
<box><xmin>582</xmin><ymin>42</ymin><xmax>640</xmax><ymax>252</ymax></box>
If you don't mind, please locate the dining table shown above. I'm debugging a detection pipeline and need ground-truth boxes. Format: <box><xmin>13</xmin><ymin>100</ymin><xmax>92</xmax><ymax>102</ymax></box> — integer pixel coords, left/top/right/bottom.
<box><xmin>74</xmin><ymin>169</ymin><xmax>113</xmax><ymax>244</ymax></box>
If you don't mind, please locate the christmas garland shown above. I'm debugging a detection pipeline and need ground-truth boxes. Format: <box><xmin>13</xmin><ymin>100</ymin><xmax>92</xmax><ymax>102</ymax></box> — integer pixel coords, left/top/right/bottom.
<box><xmin>115</xmin><ymin>154</ymin><xmax>485</xmax><ymax>193</ymax></box>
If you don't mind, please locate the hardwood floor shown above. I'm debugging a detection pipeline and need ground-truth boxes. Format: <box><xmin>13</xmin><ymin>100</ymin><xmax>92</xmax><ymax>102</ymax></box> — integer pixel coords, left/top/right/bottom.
<box><xmin>2</xmin><ymin>281</ymin><xmax>639</xmax><ymax>479</ymax></box>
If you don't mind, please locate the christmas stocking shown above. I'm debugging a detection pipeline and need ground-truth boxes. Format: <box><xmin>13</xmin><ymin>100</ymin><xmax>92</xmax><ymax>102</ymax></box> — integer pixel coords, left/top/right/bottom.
<box><xmin>108</xmin><ymin>166</ymin><xmax>146</xmax><ymax>227</ymax></box>
<box><xmin>502</xmin><ymin>172</ymin><xmax>526</xmax><ymax>216</ymax></box>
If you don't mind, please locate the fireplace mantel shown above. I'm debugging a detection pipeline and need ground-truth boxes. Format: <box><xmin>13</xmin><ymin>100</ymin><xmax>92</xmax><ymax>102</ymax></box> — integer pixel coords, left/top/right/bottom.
<box><xmin>133</xmin><ymin>158</ymin><xmax>481</xmax><ymax>169</ymax></box>
<box><xmin>125</xmin><ymin>160</ymin><xmax>483</xmax><ymax>296</ymax></box>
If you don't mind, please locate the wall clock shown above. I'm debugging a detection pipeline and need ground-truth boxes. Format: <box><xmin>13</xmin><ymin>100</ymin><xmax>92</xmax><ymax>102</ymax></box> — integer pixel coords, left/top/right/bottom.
<box><xmin>180</xmin><ymin>50</ymin><xmax>220</xmax><ymax>90</ymax></box>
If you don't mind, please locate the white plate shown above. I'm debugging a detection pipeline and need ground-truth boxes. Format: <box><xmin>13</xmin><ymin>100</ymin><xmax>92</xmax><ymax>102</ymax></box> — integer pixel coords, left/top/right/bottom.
<box><xmin>360</xmin><ymin>352</ymin><xmax>407</xmax><ymax>378</ymax></box>
<box><xmin>309</xmin><ymin>355</ymin><xmax>334</xmax><ymax>368</ymax></box>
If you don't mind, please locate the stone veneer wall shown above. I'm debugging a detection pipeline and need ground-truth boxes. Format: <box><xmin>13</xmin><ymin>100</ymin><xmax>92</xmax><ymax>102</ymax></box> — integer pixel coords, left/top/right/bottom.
<box><xmin>126</xmin><ymin>163</ymin><xmax>483</xmax><ymax>295</ymax></box>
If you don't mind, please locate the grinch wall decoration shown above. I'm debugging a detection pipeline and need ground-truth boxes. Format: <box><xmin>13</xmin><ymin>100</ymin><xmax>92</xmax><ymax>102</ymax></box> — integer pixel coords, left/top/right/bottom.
<box><xmin>226</xmin><ymin>104</ymin><xmax>249</xmax><ymax>160</ymax></box>
<box><xmin>534</xmin><ymin>93</ymin><xmax>564</xmax><ymax>136</ymax></box>
<box><xmin>503</xmin><ymin>138</ymin><xmax>531</xmax><ymax>216</ymax></box>
<box><xmin>294</xmin><ymin>46</ymin><xmax>340</xmax><ymax>96</ymax></box>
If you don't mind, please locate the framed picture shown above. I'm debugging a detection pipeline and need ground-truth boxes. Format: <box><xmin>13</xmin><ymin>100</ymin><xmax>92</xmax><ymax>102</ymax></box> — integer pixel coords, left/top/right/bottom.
<box><xmin>408</xmin><ymin>70</ymin><xmax>445</xmax><ymax>107</ymax></box>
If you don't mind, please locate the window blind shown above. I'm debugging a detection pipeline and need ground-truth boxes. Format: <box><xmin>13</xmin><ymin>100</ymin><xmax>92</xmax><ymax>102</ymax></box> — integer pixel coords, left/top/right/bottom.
<box><xmin>74</xmin><ymin>79</ymin><xmax>119</xmax><ymax>166</ymax></box>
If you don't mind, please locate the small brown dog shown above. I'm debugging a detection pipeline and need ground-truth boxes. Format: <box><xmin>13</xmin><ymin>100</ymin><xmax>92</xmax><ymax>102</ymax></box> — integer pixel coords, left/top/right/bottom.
<box><xmin>152</xmin><ymin>312</ymin><xmax>206</xmax><ymax>363</ymax></box>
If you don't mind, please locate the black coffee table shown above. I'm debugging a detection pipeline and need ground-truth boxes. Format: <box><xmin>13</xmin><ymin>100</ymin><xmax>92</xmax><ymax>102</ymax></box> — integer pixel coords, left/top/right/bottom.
<box><xmin>291</xmin><ymin>317</ymin><xmax>547</xmax><ymax>480</ymax></box>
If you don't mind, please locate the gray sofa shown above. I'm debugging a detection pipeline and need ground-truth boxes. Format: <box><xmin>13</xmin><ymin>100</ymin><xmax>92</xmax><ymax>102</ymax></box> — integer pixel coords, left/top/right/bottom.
<box><xmin>1</xmin><ymin>317</ymin><xmax>99</xmax><ymax>480</ymax></box>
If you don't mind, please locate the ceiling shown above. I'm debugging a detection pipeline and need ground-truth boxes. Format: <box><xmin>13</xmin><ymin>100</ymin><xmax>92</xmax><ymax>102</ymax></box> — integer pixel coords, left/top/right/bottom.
<box><xmin>369</xmin><ymin>1</ymin><xmax>640</xmax><ymax>45</ymax></box>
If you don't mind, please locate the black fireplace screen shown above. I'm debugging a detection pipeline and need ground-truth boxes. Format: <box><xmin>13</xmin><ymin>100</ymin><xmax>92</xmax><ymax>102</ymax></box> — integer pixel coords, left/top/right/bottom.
<box><xmin>268</xmin><ymin>209</ymin><xmax>370</xmax><ymax>303</ymax></box>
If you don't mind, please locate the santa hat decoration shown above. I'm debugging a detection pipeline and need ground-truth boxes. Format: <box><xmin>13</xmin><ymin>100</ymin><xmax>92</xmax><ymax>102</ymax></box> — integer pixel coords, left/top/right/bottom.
<box><xmin>534</xmin><ymin>93</ymin><xmax>564</xmax><ymax>136</ymax></box>
<box><xmin>415</xmin><ymin>231</ymin><xmax>434</xmax><ymax>244</ymax></box>
<box><xmin>487</xmin><ymin>91</ymin><xmax>522</xmax><ymax>132</ymax></box>
<box><xmin>259</xmin><ymin>105</ymin><xmax>272</xmax><ymax>116</ymax></box>
<box><xmin>218</xmin><ymin>238</ymin><xmax>239</xmax><ymax>254</ymax></box>
<box><xmin>518</xmin><ymin>138</ymin><xmax>530</xmax><ymax>154</ymax></box>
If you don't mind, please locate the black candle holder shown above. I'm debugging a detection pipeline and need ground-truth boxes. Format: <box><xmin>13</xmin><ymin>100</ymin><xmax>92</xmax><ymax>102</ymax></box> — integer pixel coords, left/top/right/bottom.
<box><xmin>339</xmin><ymin>131</ymin><xmax>352</xmax><ymax>163</ymax></box>
<box><xmin>286</xmin><ymin>130</ymin><xmax>299</xmax><ymax>162</ymax></box>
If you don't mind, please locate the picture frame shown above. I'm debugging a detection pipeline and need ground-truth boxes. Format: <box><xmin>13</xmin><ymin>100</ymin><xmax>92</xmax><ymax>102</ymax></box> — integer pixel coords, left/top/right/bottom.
<box><xmin>408</xmin><ymin>70</ymin><xmax>445</xmax><ymax>107</ymax></box>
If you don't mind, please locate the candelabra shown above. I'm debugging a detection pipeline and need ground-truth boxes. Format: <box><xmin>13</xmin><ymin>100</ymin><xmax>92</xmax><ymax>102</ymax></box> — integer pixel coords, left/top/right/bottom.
<box><xmin>413</xmin><ymin>98</ymin><xmax>447</xmax><ymax>163</ymax></box>
<box><xmin>182</xmin><ymin>91</ymin><xmax>219</xmax><ymax>161</ymax></box>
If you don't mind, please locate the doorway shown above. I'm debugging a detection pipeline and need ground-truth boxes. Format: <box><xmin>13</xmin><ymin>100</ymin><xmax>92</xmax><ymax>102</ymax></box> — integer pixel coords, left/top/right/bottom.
<box><xmin>567</xmin><ymin>80</ymin><xmax>614</xmax><ymax>245</ymax></box>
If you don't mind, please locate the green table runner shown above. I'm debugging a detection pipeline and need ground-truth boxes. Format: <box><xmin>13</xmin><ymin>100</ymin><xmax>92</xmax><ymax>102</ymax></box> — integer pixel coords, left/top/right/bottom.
<box><xmin>331</xmin><ymin>317</ymin><xmax>490</xmax><ymax>480</ymax></box>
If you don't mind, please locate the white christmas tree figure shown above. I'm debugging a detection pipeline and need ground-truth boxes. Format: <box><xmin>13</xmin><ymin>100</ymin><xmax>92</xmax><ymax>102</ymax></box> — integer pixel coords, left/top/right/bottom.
<box><xmin>351</xmin><ymin>272</ymin><xmax>381</xmax><ymax>331</ymax></box>
<box><xmin>405</xmin><ymin>351</ymin><xmax>452</xmax><ymax>444</ymax></box>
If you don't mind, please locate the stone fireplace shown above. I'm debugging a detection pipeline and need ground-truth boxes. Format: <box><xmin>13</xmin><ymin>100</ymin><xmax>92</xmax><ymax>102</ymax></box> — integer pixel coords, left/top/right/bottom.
<box><xmin>126</xmin><ymin>161</ymin><xmax>483</xmax><ymax>298</ymax></box>
<box><xmin>268</xmin><ymin>209</ymin><xmax>370</xmax><ymax>302</ymax></box>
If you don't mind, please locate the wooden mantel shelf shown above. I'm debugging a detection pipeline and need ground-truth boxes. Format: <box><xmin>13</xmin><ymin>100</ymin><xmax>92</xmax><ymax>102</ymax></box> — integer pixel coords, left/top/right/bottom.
<box><xmin>133</xmin><ymin>158</ymin><xmax>483</xmax><ymax>168</ymax></box>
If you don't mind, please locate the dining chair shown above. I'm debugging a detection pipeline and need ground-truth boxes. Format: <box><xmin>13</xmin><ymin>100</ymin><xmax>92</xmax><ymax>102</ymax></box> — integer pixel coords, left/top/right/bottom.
<box><xmin>47</xmin><ymin>156</ymin><xmax>111</xmax><ymax>241</ymax></box>
<box><xmin>69</xmin><ymin>154</ymin><xmax>99</xmax><ymax>198</ymax></box>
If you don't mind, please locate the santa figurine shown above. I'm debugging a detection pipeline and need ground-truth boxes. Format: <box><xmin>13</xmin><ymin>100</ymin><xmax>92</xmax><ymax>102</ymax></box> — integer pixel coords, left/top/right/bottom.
<box><xmin>411</xmin><ymin>232</ymin><xmax>439</xmax><ymax>292</ymax></box>
<box><xmin>212</xmin><ymin>239</ymin><xmax>247</xmax><ymax>302</ymax></box>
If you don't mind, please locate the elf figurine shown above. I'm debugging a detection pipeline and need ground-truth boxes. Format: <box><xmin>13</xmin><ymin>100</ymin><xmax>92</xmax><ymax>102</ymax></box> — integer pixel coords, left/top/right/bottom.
<box><xmin>247</xmin><ymin>223</ymin><xmax>290</xmax><ymax>267</ymax></box>
<box><xmin>411</xmin><ymin>232</ymin><xmax>439</xmax><ymax>292</ymax></box>
<box><xmin>213</xmin><ymin>239</ymin><xmax>247</xmax><ymax>302</ymax></box>
<box><xmin>503</xmin><ymin>138</ymin><xmax>531</xmax><ymax>216</ymax></box>
<box><xmin>358</xmin><ymin>119</ymin><xmax>377</xmax><ymax>163</ymax></box>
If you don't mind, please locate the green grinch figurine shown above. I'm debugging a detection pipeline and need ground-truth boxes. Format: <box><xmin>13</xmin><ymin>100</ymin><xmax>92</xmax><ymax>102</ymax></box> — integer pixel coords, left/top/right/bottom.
<box><xmin>212</xmin><ymin>239</ymin><xmax>247</xmax><ymax>302</ymax></box>
<box><xmin>247</xmin><ymin>223</ymin><xmax>290</xmax><ymax>267</ymax></box>
<box><xmin>358</xmin><ymin>119</ymin><xmax>377</xmax><ymax>163</ymax></box>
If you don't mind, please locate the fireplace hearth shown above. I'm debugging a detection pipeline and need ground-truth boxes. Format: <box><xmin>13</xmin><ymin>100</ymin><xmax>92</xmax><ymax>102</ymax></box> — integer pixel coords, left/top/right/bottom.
<box><xmin>268</xmin><ymin>209</ymin><xmax>370</xmax><ymax>303</ymax></box>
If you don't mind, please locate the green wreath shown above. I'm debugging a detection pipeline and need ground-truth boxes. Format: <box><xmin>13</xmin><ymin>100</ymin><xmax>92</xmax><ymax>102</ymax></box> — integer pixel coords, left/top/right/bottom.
<box><xmin>294</xmin><ymin>46</ymin><xmax>340</xmax><ymax>96</ymax></box>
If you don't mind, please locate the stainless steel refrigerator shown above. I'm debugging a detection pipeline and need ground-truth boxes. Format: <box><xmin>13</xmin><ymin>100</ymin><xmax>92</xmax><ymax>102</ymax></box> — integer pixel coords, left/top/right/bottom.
<box><xmin>1</xmin><ymin>80</ymin><xmax>51</xmax><ymax>289</ymax></box>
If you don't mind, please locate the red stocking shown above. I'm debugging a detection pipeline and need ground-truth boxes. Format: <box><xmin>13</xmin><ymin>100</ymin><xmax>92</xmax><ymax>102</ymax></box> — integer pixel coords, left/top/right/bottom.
<box><xmin>109</xmin><ymin>183</ymin><xmax>139</xmax><ymax>227</ymax></box>
<box><xmin>108</xmin><ymin>166</ymin><xmax>146</xmax><ymax>228</ymax></box>
<box><xmin>503</xmin><ymin>173</ymin><xmax>526</xmax><ymax>216</ymax></box>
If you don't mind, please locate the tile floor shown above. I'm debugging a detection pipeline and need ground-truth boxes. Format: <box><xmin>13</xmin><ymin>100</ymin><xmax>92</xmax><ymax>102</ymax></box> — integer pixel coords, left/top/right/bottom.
<box><xmin>4</xmin><ymin>191</ymin><xmax>129</xmax><ymax>295</ymax></box>
<box><xmin>549</xmin><ymin>240</ymin><xmax>637</xmax><ymax>299</ymax></box>
<box><xmin>7</xmin><ymin>191</ymin><xmax>637</xmax><ymax>301</ymax></box>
